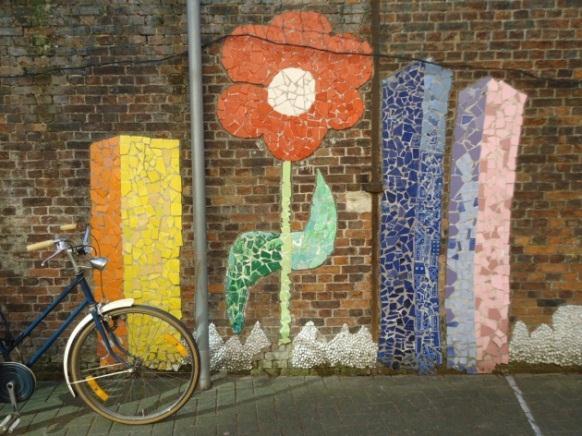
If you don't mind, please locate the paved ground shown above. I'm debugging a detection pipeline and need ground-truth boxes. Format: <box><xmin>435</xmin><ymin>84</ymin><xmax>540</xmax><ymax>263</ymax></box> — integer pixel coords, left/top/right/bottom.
<box><xmin>1</xmin><ymin>374</ymin><xmax>581</xmax><ymax>435</ymax></box>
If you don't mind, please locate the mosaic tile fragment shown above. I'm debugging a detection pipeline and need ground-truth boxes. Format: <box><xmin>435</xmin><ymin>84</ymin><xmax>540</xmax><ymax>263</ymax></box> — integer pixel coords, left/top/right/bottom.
<box><xmin>291</xmin><ymin>321</ymin><xmax>378</xmax><ymax>369</ymax></box>
<box><xmin>290</xmin><ymin>170</ymin><xmax>337</xmax><ymax>270</ymax></box>
<box><xmin>379</xmin><ymin>62</ymin><xmax>424</xmax><ymax>369</ymax></box>
<box><xmin>208</xmin><ymin>321</ymin><xmax>271</xmax><ymax>372</ymax></box>
<box><xmin>119</xmin><ymin>136</ymin><xmax>183</xmax><ymax>320</ymax></box>
<box><xmin>225</xmin><ymin>231</ymin><xmax>283</xmax><ymax>334</ymax></box>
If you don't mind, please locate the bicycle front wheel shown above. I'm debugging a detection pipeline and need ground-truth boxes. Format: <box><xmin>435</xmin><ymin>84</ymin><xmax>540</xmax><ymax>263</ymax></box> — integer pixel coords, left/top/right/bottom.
<box><xmin>69</xmin><ymin>305</ymin><xmax>200</xmax><ymax>425</ymax></box>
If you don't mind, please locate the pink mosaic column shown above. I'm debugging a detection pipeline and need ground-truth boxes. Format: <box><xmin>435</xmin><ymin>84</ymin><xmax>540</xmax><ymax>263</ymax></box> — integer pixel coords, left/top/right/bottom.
<box><xmin>474</xmin><ymin>80</ymin><xmax>526</xmax><ymax>373</ymax></box>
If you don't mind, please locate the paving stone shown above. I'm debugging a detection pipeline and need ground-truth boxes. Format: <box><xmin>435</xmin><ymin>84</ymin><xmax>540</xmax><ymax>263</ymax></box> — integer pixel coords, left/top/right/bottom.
<box><xmin>2</xmin><ymin>375</ymin><xmax>581</xmax><ymax>435</ymax></box>
<box><xmin>514</xmin><ymin>374</ymin><xmax>582</xmax><ymax>436</ymax></box>
<box><xmin>192</xmin><ymin>424</ymin><xmax>217</xmax><ymax>435</ymax></box>
<box><xmin>88</xmin><ymin>415</ymin><xmax>113</xmax><ymax>434</ymax></box>
<box><xmin>173</xmin><ymin>415</ymin><xmax>195</xmax><ymax>431</ymax></box>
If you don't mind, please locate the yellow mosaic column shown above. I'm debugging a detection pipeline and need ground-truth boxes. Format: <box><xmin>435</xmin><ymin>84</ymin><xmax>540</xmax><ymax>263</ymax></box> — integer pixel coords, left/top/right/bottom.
<box><xmin>119</xmin><ymin>136</ymin><xmax>183</xmax><ymax>357</ymax></box>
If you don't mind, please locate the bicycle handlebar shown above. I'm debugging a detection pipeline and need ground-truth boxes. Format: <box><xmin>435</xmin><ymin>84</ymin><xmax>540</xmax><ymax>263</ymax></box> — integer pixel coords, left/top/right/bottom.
<box><xmin>27</xmin><ymin>224</ymin><xmax>77</xmax><ymax>251</ymax></box>
<box><xmin>27</xmin><ymin>225</ymin><xmax>89</xmax><ymax>274</ymax></box>
<box><xmin>26</xmin><ymin>240</ymin><xmax>57</xmax><ymax>252</ymax></box>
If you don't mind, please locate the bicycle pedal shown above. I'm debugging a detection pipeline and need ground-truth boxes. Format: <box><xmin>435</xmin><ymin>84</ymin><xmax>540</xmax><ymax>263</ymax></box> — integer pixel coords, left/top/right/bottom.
<box><xmin>7</xmin><ymin>417</ymin><xmax>20</xmax><ymax>434</ymax></box>
<box><xmin>0</xmin><ymin>414</ymin><xmax>20</xmax><ymax>434</ymax></box>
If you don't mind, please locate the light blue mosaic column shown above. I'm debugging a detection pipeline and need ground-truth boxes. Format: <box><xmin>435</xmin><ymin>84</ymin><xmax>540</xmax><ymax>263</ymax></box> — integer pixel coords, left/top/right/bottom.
<box><xmin>379</xmin><ymin>61</ymin><xmax>451</xmax><ymax>372</ymax></box>
<box><xmin>414</xmin><ymin>63</ymin><xmax>452</xmax><ymax>373</ymax></box>
<box><xmin>444</xmin><ymin>77</ymin><xmax>489</xmax><ymax>373</ymax></box>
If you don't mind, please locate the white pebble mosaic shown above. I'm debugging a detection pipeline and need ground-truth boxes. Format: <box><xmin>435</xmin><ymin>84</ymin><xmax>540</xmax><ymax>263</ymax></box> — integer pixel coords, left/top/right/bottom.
<box><xmin>509</xmin><ymin>305</ymin><xmax>582</xmax><ymax>366</ymax></box>
<box><xmin>290</xmin><ymin>321</ymin><xmax>328</xmax><ymax>369</ymax></box>
<box><xmin>208</xmin><ymin>321</ymin><xmax>271</xmax><ymax>372</ymax></box>
<box><xmin>291</xmin><ymin>321</ymin><xmax>378</xmax><ymax>369</ymax></box>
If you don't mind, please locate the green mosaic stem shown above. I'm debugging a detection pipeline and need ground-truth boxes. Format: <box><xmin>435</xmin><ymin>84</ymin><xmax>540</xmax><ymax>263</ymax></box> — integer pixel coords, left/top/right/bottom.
<box><xmin>279</xmin><ymin>160</ymin><xmax>292</xmax><ymax>345</ymax></box>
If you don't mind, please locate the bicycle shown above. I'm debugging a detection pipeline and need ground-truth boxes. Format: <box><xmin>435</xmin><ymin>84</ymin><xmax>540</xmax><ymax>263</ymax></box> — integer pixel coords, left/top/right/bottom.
<box><xmin>0</xmin><ymin>224</ymin><xmax>200</xmax><ymax>432</ymax></box>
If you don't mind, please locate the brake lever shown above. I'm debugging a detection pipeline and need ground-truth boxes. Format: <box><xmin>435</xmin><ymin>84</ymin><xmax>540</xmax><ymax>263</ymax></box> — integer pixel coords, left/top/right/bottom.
<box><xmin>82</xmin><ymin>226</ymin><xmax>90</xmax><ymax>246</ymax></box>
<box><xmin>40</xmin><ymin>240</ymin><xmax>69</xmax><ymax>266</ymax></box>
<box><xmin>41</xmin><ymin>248</ymin><xmax>65</xmax><ymax>266</ymax></box>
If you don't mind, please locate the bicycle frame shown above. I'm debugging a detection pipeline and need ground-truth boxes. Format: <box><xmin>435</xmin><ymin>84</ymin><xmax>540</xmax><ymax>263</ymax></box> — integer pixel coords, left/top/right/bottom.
<box><xmin>0</xmin><ymin>274</ymin><xmax>100</xmax><ymax>367</ymax></box>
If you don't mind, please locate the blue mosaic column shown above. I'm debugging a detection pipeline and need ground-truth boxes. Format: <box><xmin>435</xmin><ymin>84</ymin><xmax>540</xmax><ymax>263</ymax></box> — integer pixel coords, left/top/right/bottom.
<box><xmin>379</xmin><ymin>62</ymin><xmax>452</xmax><ymax>372</ymax></box>
<box><xmin>444</xmin><ymin>78</ymin><xmax>488</xmax><ymax>373</ymax></box>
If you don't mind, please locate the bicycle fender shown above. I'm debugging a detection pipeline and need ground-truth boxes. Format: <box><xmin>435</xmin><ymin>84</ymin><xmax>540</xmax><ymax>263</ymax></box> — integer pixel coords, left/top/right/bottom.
<box><xmin>63</xmin><ymin>298</ymin><xmax>135</xmax><ymax>397</ymax></box>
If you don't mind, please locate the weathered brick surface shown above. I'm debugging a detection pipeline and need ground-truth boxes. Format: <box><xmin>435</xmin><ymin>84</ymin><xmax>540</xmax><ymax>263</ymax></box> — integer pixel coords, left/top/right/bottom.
<box><xmin>0</xmin><ymin>0</ymin><xmax>191</xmax><ymax>363</ymax></box>
<box><xmin>377</xmin><ymin>0</ymin><xmax>581</xmax><ymax>329</ymax></box>
<box><xmin>0</xmin><ymin>0</ymin><xmax>580</xmax><ymax>367</ymax></box>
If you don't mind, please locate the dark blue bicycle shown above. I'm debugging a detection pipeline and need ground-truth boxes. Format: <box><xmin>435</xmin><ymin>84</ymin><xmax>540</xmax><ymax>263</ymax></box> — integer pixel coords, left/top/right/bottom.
<box><xmin>0</xmin><ymin>225</ymin><xmax>200</xmax><ymax>431</ymax></box>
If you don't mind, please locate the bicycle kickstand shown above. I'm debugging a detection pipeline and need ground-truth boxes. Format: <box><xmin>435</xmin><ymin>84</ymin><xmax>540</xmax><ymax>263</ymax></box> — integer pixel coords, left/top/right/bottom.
<box><xmin>0</xmin><ymin>382</ymin><xmax>21</xmax><ymax>434</ymax></box>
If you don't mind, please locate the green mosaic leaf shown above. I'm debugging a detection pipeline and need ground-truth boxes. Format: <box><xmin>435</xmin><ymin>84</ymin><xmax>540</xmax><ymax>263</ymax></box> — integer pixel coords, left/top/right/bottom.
<box><xmin>291</xmin><ymin>170</ymin><xmax>337</xmax><ymax>270</ymax></box>
<box><xmin>224</xmin><ymin>171</ymin><xmax>337</xmax><ymax>334</ymax></box>
<box><xmin>225</xmin><ymin>231</ymin><xmax>282</xmax><ymax>334</ymax></box>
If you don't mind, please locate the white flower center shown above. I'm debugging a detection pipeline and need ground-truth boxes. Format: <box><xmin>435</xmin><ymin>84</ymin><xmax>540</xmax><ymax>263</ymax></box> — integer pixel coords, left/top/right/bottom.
<box><xmin>267</xmin><ymin>67</ymin><xmax>316</xmax><ymax>116</ymax></box>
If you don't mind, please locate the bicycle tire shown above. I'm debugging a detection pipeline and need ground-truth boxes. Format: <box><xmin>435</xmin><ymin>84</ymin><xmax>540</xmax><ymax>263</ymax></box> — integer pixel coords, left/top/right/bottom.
<box><xmin>69</xmin><ymin>305</ymin><xmax>200</xmax><ymax>425</ymax></box>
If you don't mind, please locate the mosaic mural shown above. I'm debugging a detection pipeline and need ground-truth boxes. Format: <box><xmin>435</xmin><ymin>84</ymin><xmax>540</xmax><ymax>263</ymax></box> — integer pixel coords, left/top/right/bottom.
<box><xmin>445</xmin><ymin>78</ymin><xmax>526</xmax><ymax>373</ymax></box>
<box><xmin>378</xmin><ymin>61</ymin><xmax>452</xmax><ymax>373</ymax></box>
<box><xmin>217</xmin><ymin>11</ymin><xmax>373</xmax><ymax>344</ymax></box>
<box><xmin>90</xmin><ymin>135</ymin><xmax>183</xmax><ymax>348</ymax></box>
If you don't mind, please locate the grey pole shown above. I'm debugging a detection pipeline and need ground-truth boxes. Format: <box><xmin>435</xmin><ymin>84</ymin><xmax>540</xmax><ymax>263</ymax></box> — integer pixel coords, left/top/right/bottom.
<box><xmin>186</xmin><ymin>0</ymin><xmax>210</xmax><ymax>390</ymax></box>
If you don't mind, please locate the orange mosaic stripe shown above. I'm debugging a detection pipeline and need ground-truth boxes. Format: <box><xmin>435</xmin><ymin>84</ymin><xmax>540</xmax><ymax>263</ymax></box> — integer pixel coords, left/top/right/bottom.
<box><xmin>90</xmin><ymin>137</ymin><xmax>123</xmax><ymax>301</ymax></box>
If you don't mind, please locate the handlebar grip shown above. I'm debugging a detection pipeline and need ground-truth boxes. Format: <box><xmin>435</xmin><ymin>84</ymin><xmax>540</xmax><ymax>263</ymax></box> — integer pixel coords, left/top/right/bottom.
<box><xmin>60</xmin><ymin>224</ymin><xmax>77</xmax><ymax>231</ymax></box>
<box><xmin>26</xmin><ymin>240</ymin><xmax>56</xmax><ymax>252</ymax></box>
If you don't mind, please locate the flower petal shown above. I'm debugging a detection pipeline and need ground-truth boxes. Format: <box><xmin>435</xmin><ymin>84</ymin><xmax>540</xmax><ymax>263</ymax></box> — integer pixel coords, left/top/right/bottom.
<box><xmin>262</xmin><ymin>115</ymin><xmax>328</xmax><ymax>161</ymax></box>
<box><xmin>326</xmin><ymin>51</ymin><xmax>374</xmax><ymax>90</ymax></box>
<box><xmin>217</xmin><ymin>84</ymin><xmax>268</xmax><ymax>138</ymax></box>
<box><xmin>318</xmin><ymin>87</ymin><xmax>366</xmax><ymax>130</ymax></box>
<box><xmin>221</xmin><ymin>34</ymin><xmax>281</xmax><ymax>85</ymax></box>
<box><xmin>222</xmin><ymin>12</ymin><xmax>373</xmax><ymax>87</ymax></box>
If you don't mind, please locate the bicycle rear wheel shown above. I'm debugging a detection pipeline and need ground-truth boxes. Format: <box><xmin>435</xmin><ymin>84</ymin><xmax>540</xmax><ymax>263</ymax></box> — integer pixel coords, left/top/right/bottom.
<box><xmin>69</xmin><ymin>305</ymin><xmax>200</xmax><ymax>425</ymax></box>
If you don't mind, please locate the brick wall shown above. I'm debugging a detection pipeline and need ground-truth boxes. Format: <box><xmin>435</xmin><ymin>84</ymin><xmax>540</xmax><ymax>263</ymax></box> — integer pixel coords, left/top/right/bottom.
<box><xmin>0</xmin><ymin>0</ymin><xmax>580</xmax><ymax>367</ymax></box>
<box><xmin>0</xmin><ymin>0</ymin><xmax>192</xmax><ymax>364</ymax></box>
<box><xmin>377</xmin><ymin>0</ymin><xmax>581</xmax><ymax>329</ymax></box>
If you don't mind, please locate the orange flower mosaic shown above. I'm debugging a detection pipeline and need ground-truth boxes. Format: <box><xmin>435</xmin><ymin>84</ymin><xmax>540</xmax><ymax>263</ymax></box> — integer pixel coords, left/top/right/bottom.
<box><xmin>217</xmin><ymin>11</ymin><xmax>373</xmax><ymax>161</ymax></box>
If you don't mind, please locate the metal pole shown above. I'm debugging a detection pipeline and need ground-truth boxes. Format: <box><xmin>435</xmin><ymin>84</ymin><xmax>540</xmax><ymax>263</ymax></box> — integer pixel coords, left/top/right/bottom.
<box><xmin>186</xmin><ymin>0</ymin><xmax>210</xmax><ymax>390</ymax></box>
<box><xmin>366</xmin><ymin>0</ymin><xmax>383</xmax><ymax>341</ymax></box>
